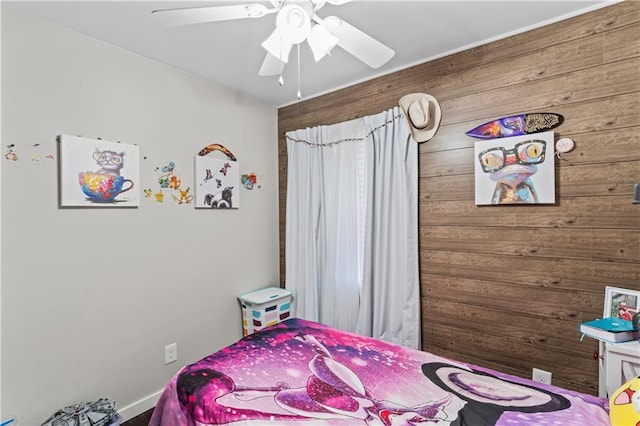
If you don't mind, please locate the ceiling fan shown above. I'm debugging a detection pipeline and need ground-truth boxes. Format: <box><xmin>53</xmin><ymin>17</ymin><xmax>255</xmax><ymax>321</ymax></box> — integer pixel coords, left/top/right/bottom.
<box><xmin>151</xmin><ymin>1</ymin><xmax>395</xmax><ymax>79</ymax></box>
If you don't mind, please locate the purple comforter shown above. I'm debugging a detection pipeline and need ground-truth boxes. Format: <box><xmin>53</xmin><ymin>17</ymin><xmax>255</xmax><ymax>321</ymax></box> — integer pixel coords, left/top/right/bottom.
<box><xmin>150</xmin><ymin>318</ymin><xmax>609</xmax><ymax>425</ymax></box>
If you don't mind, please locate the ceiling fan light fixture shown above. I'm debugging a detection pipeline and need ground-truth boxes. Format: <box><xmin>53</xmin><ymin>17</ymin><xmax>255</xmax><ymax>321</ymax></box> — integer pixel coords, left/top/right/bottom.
<box><xmin>323</xmin><ymin>16</ymin><xmax>343</xmax><ymax>28</ymax></box>
<box><xmin>258</xmin><ymin>53</ymin><xmax>286</xmax><ymax>76</ymax></box>
<box><xmin>276</xmin><ymin>3</ymin><xmax>312</xmax><ymax>44</ymax></box>
<box><xmin>262</xmin><ymin>29</ymin><xmax>294</xmax><ymax>63</ymax></box>
<box><xmin>307</xmin><ymin>24</ymin><xmax>338</xmax><ymax>61</ymax></box>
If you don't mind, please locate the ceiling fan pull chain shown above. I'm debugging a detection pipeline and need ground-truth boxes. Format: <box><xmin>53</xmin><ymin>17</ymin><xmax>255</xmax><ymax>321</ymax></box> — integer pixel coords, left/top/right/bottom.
<box><xmin>296</xmin><ymin>44</ymin><xmax>302</xmax><ymax>100</ymax></box>
<box><xmin>279</xmin><ymin>32</ymin><xmax>286</xmax><ymax>87</ymax></box>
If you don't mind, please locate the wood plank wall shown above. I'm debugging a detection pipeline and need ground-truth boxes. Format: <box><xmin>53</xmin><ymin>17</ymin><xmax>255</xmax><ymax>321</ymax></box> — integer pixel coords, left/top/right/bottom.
<box><xmin>278</xmin><ymin>1</ymin><xmax>639</xmax><ymax>395</ymax></box>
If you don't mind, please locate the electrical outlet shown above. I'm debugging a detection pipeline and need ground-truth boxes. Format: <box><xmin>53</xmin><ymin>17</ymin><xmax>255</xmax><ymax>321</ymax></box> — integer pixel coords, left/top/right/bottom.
<box><xmin>532</xmin><ymin>368</ymin><xmax>552</xmax><ymax>385</ymax></box>
<box><xmin>164</xmin><ymin>342</ymin><xmax>178</xmax><ymax>365</ymax></box>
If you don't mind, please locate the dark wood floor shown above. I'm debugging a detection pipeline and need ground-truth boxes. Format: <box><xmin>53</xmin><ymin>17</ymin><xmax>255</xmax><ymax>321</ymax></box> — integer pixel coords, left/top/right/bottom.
<box><xmin>121</xmin><ymin>408</ymin><xmax>154</xmax><ymax>426</ymax></box>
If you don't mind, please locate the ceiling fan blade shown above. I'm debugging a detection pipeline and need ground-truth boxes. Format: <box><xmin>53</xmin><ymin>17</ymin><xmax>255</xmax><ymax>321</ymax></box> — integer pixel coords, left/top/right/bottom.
<box><xmin>259</xmin><ymin>53</ymin><xmax>286</xmax><ymax>76</ymax></box>
<box><xmin>320</xmin><ymin>16</ymin><xmax>394</xmax><ymax>69</ymax></box>
<box><xmin>152</xmin><ymin>4</ymin><xmax>272</xmax><ymax>27</ymax></box>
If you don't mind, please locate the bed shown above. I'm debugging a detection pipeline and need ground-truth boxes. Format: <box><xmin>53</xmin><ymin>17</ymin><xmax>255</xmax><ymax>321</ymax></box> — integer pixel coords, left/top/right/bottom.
<box><xmin>149</xmin><ymin>318</ymin><xmax>609</xmax><ymax>425</ymax></box>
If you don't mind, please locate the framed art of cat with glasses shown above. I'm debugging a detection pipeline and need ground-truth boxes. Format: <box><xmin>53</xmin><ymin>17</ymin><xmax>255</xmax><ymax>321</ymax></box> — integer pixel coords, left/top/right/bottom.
<box><xmin>59</xmin><ymin>134</ymin><xmax>140</xmax><ymax>207</ymax></box>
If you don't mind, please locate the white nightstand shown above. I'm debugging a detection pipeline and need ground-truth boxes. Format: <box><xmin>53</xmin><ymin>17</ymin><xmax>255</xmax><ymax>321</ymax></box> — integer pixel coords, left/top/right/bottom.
<box><xmin>600</xmin><ymin>340</ymin><xmax>640</xmax><ymax>398</ymax></box>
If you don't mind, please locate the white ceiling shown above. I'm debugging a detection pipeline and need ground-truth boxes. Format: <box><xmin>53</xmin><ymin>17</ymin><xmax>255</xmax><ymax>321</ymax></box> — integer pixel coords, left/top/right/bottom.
<box><xmin>5</xmin><ymin>0</ymin><xmax>616</xmax><ymax>107</ymax></box>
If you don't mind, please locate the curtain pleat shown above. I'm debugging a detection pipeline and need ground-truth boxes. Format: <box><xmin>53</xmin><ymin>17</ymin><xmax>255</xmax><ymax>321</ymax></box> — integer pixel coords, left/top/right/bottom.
<box><xmin>286</xmin><ymin>118</ymin><xmax>366</xmax><ymax>332</ymax></box>
<box><xmin>356</xmin><ymin>107</ymin><xmax>420</xmax><ymax>349</ymax></box>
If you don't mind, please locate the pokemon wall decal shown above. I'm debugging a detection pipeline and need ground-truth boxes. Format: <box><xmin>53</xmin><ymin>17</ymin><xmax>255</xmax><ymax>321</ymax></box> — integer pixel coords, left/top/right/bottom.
<box><xmin>172</xmin><ymin>187</ymin><xmax>194</xmax><ymax>205</ymax></box>
<box><xmin>241</xmin><ymin>173</ymin><xmax>260</xmax><ymax>190</ymax></box>
<box><xmin>149</xmin><ymin>160</ymin><xmax>193</xmax><ymax>205</ymax></box>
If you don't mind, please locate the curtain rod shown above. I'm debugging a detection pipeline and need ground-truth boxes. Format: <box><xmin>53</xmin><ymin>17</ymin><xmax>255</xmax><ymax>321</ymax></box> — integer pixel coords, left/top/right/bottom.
<box><xmin>284</xmin><ymin>112</ymin><xmax>404</xmax><ymax>147</ymax></box>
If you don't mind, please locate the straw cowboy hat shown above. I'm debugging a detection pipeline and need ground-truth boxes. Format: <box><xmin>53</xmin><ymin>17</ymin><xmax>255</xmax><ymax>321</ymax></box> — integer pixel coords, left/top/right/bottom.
<box><xmin>399</xmin><ymin>93</ymin><xmax>442</xmax><ymax>142</ymax></box>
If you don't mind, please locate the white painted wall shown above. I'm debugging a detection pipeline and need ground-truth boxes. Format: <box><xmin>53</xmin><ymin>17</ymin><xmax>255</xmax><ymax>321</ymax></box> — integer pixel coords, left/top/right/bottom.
<box><xmin>1</xmin><ymin>6</ymin><xmax>279</xmax><ymax>425</ymax></box>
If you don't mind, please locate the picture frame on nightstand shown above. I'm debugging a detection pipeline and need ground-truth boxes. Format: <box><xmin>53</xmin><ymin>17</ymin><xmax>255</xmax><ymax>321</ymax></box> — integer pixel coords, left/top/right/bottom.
<box><xmin>598</xmin><ymin>286</ymin><xmax>640</xmax><ymax>398</ymax></box>
<box><xmin>604</xmin><ymin>286</ymin><xmax>640</xmax><ymax>320</ymax></box>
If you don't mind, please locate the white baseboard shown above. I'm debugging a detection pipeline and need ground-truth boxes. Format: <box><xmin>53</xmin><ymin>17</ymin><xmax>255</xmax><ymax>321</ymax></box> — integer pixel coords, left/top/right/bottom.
<box><xmin>117</xmin><ymin>389</ymin><xmax>163</xmax><ymax>422</ymax></box>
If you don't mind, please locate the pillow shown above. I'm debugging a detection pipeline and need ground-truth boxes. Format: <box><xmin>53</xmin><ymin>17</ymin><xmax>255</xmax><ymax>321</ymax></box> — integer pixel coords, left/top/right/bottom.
<box><xmin>609</xmin><ymin>375</ymin><xmax>640</xmax><ymax>426</ymax></box>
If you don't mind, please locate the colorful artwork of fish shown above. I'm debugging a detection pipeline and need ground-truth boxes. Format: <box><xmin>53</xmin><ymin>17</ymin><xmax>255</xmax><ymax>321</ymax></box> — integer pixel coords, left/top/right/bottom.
<box><xmin>466</xmin><ymin>113</ymin><xmax>564</xmax><ymax>139</ymax></box>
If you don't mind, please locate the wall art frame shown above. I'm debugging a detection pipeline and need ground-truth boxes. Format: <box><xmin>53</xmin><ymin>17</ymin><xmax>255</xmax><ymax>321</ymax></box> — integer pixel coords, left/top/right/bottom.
<box><xmin>194</xmin><ymin>144</ymin><xmax>239</xmax><ymax>209</ymax></box>
<box><xmin>604</xmin><ymin>286</ymin><xmax>640</xmax><ymax>321</ymax></box>
<box><xmin>59</xmin><ymin>134</ymin><xmax>140</xmax><ymax>207</ymax></box>
<box><xmin>474</xmin><ymin>131</ymin><xmax>555</xmax><ymax>205</ymax></box>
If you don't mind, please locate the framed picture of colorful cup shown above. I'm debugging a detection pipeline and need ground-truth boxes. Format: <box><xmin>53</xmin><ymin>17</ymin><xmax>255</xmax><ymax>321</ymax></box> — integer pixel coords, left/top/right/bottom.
<box><xmin>58</xmin><ymin>134</ymin><xmax>140</xmax><ymax>207</ymax></box>
<box><xmin>474</xmin><ymin>131</ymin><xmax>555</xmax><ymax>205</ymax></box>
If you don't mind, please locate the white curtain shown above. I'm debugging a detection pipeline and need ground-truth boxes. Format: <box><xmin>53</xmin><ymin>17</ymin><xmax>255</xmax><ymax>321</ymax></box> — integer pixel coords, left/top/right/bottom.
<box><xmin>285</xmin><ymin>106</ymin><xmax>420</xmax><ymax>349</ymax></box>
<box><xmin>356</xmin><ymin>108</ymin><xmax>420</xmax><ymax>348</ymax></box>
